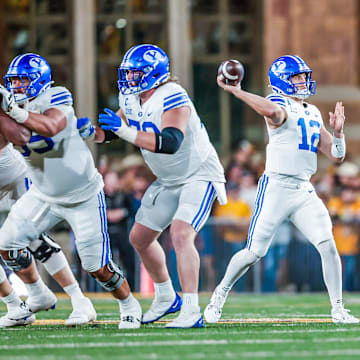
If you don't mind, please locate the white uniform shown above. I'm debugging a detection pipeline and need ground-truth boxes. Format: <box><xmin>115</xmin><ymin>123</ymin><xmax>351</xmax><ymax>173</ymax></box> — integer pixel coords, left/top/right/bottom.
<box><xmin>119</xmin><ymin>82</ymin><xmax>226</xmax><ymax>232</ymax></box>
<box><xmin>0</xmin><ymin>143</ymin><xmax>31</xmax><ymax>224</ymax></box>
<box><xmin>0</xmin><ymin>87</ymin><xmax>110</xmax><ymax>272</ymax></box>
<box><xmin>246</xmin><ymin>93</ymin><xmax>332</xmax><ymax>257</ymax></box>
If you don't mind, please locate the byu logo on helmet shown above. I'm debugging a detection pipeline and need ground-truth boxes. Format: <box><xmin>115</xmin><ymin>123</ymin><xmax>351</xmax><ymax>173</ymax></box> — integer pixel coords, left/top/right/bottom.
<box><xmin>268</xmin><ymin>55</ymin><xmax>316</xmax><ymax>100</ymax></box>
<box><xmin>4</xmin><ymin>53</ymin><xmax>52</xmax><ymax>104</ymax></box>
<box><xmin>118</xmin><ymin>44</ymin><xmax>170</xmax><ymax>95</ymax></box>
<box><xmin>271</xmin><ymin>61</ymin><xmax>286</xmax><ymax>77</ymax></box>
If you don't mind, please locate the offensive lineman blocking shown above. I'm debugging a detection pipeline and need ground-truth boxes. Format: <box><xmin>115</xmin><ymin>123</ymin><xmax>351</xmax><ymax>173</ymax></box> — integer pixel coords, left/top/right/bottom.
<box><xmin>0</xmin><ymin>135</ymin><xmax>96</xmax><ymax>327</ymax></box>
<box><xmin>0</xmin><ymin>53</ymin><xmax>141</xmax><ymax>329</ymax></box>
<box><xmin>81</xmin><ymin>44</ymin><xmax>227</xmax><ymax>328</ymax></box>
<box><xmin>204</xmin><ymin>55</ymin><xmax>359</xmax><ymax>324</ymax></box>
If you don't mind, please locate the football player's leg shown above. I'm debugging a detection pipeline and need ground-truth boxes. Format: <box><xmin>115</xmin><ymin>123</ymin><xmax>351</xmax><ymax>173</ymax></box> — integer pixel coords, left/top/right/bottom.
<box><xmin>0</xmin><ymin>191</ymin><xmax>59</xmax><ymax>316</ymax></box>
<box><xmin>0</xmin><ymin>265</ymin><xmax>35</xmax><ymax>327</ymax></box>
<box><xmin>28</xmin><ymin>234</ymin><xmax>96</xmax><ymax>326</ymax></box>
<box><xmin>164</xmin><ymin>181</ymin><xmax>219</xmax><ymax>328</ymax></box>
<box><xmin>290</xmin><ymin>195</ymin><xmax>358</xmax><ymax>323</ymax></box>
<box><xmin>205</xmin><ymin>176</ymin><xmax>286</xmax><ymax>323</ymax></box>
<box><xmin>131</xmin><ymin>183</ymin><xmax>181</xmax><ymax>323</ymax></box>
<box><xmin>67</xmin><ymin>191</ymin><xmax>141</xmax><ymax>329</ymax></box>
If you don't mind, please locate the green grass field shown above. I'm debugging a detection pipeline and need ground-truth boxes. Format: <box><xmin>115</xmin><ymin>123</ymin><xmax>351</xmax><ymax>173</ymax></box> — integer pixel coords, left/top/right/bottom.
<box><xmin>1</xmin><ymin>293</ymin><xmax>360</xmax><ymax>360</ymax></box>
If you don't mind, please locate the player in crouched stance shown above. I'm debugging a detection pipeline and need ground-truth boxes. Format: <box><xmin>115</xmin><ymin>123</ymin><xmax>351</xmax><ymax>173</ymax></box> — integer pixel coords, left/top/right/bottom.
<box><xmin>0</xmin><ymin>134</ymin><xmax>96</xmax><ymax>328</ymax></box>
<box><xmin>80</xmin><ymin>44</ymin><xmax>226</xmax><ymax>328</ymax></box>
<box><xmin>205</xmin><ymin>55</ymin><xmax>359</xmax><ymax>325</ymax></box>
<box><xmin>0</xmin><ymin>53</ymin><xmax>141</xmax><ymax>329</ymax></box>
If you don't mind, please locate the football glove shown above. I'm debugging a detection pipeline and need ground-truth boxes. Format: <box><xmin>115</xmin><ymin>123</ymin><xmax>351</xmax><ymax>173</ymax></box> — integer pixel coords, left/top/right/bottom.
<box><xmin>0</xmin><ymin>85</ymin><xmax>29</xmax><ymax>123</ymax></box>
<box><xmin>77</xmin><ymin>117</ymin><xmax>95</xmax><ymax>140</ymax></box>
<box><xmin>98</xmin><ymin>108</ymin><xmax>137</xmax><ymax>143</ymax></box>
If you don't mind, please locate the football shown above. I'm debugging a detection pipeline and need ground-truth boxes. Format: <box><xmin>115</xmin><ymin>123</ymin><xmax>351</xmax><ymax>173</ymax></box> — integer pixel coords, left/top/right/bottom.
<box><xmin>218</xmin><ymin>59</ymin><xmax>245</xmax><ymax>86</ymax></box>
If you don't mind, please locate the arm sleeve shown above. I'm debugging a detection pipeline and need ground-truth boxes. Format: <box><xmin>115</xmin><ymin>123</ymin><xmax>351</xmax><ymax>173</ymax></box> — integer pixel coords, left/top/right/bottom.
<box><xmin>155</xmin><ymin>127</ymin><xmax>184</xmax><ymax>154</ymax></box>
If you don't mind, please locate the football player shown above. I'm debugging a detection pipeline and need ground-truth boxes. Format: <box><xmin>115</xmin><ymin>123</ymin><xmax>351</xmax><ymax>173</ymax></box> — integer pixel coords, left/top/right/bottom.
<box><xmin>0</xmin><ymin>53</ymin><xmax>141</xmax><ymax>329</ymax></box>
<box><xmin>79</xmin><ymin>44</ymin><xmax>227</xmax><ymax>328</ymax></box>
<box><xmin>204</xmin><ymin>55</ymin><xmax>359</xmax><ymax>324</ymax></box>
<box><xmin>0</xmin><ymin>136</ymin><xmax>96</xmax><ymax>327</ymax></box>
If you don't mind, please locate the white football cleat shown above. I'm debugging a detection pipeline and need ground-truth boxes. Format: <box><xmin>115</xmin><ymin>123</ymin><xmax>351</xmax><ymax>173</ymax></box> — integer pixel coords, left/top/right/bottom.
<box><xmin>4</xmin><ymin>301</ymin><xmax>34</xmax><ymax>321</ymax></box>
<box><xmin>166</xmin><ymin>305</ymin><xmax>204</xmax><ymax>328</ymax></box>
<box><xmin>65</xmin><ymin>297</ymin><xmax>97</xmax><ymax>326</ymax></box>
<box><xmin>0</xmin><ymin>312</ymin><xmax>35</xmax><ymax>328</ymax></box>
<box><xmin>331</xmin><ymin>305</ymin><xmax>359</xmax><ymax>324</ymax></box>
<box><xmin>142</xmin><ymin>292</ymin><xmax>182</xmax><ymax>324</ymax></box>
<box><xmin>204</xmin><ymin>286</ymin><xmax>228</xmax><ymax>323</ymax></box>
<box><xmin>119</xmin><ymin>298</ymin><xmax>142</xmax><ymax>330</ymax></box>
<box><xmin>27</xmin><ymin>288</ymin><xmax>57</xmax><ymax>314</ymax></box>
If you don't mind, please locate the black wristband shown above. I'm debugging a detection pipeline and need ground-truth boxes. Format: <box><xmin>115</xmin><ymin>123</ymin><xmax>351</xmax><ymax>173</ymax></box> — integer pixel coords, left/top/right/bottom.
<box><xmin>104</xmin><ymin>130</ymin><xmax>120</xmax><ymax>142</ymax></box>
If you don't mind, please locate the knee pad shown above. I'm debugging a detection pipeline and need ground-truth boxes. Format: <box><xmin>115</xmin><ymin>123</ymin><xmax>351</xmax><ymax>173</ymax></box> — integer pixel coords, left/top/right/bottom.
<box><xmin>95</xmin><ymin>260</ymin><xmax>125</xmax><ymax>292</ymax></box>
<box><xmin>1</xmin><ymin>248</ymin><xmax>32</xmax><ymax>272</ymax></box>
<box><xmin>316</xmin><ymin>238</ymin><xmax>339</xmax><ymax>258</ymax></box>
<box><xmin>28</xmin><ymin>233</ymin><xmax>61</xmax><ymax>263</ymax></box>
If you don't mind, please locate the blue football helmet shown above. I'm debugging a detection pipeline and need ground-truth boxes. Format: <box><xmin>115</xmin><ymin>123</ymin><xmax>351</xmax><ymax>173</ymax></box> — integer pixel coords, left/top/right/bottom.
<box><xmin>118</xmin><ymin>44</ymin><xmax>170</xmax><ymax>95</ymax></box>
<box><xmin>4</xmin><ymin>53</ymin><xmax>52</xmax><ymax>104</ymax></box>
<box><xmin>268</xmin><ymin>55</ymin><xmax>316</xmax><ymax>99</ymax></box>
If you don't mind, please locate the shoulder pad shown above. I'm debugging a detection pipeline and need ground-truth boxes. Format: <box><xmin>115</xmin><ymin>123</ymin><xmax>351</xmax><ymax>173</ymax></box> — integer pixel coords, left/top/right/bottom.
<box><xmin>161</xmin><ymin>83</ymin><xmax>190</xmax><ymax>112</ymax></box>
<box><xmin>266</xmin><ymin>93</ymin><xmax>287</xmax><ymax>107</ymax></box>
<box><xmin>47</xmin><ymin>86</ymin><xmax>73</xmax><ymax>106</ymax></box>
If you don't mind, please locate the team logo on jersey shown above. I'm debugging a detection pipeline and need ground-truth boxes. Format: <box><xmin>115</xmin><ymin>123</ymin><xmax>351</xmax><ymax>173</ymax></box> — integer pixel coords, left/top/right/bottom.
<box><xmin>271</xmin><ymin>61</ymin><xmax>286</xmax><ymax>76</ymax></box>
<box><xmin>138</xmin><ymin>112</ymin><xmax>143</xmax><ymax>117</ymax></box>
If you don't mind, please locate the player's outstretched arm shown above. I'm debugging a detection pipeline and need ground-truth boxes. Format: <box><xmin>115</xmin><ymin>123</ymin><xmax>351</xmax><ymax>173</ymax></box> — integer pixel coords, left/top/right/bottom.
<box><xmin>318</xmin><ymin>101</ymin><xmax>346</xmax><ymax>163</ymax></box>
<box><xmin>217</xmin><ymin>76</ymin><xmax>287</xmax><ymax>126</ymax></box>
<box><xmin>98</xmin><ymin>106</ymin><xmax>188</xmax><ymax>153</ymax></box>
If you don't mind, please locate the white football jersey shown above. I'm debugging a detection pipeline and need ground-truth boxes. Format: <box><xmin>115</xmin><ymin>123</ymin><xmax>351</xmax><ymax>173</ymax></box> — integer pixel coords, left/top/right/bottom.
<box><xmin>265</xmin><ymin>93</ymin><xmax>323</xmax><ymax>180</ymax></box>
<box><xmin>0</xmin><ymin>143</ymin><xmax>28</xmax><ymax>189</ymax></box>
<box><xmin>118</xmin><ymin>82</ymin><xmax>225</xmax><ymax>186</ymax></box>
<box><xmin>15</xmin><ymin>86</ymin><xmax>103</xmax><ymax>204</ymax></box>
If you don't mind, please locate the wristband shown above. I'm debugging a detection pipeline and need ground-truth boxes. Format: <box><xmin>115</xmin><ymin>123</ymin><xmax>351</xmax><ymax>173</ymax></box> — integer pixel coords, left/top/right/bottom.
<box><xmin>331</xmin><ymin>134</ymin><xmax>346</xmax><ymax>158</ymax></box>
<box><xmin>114</xmin><ymin>126</ymin><xmax>138</xmax><ymax>144</ymax></box>
<box><xmin>9</xmin><ymin>106</ymin><xmax>29</xmax><ymax>124</ymax></box>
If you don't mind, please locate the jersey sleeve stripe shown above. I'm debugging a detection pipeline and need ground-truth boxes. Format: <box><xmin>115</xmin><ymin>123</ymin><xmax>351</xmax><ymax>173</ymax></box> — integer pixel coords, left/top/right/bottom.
<box><xmin>50</xmin><ymin>95</ymin><xmax>73</xmax><ymax>105</ymax></box>
<box><xmin>164</xmin><ymin>91</ymin><xmax>185</xmax><ymax>101</ymax></box>
<box><xmin>164</xmin><ymin>99</ymin><xmax>189</xmax><ymax>112</ymax></box>
<box><xmin>266</xmin><ymin>95</ymin><xmax>286</xmax><ymax>106</ymax></box>
<box><xmin>51</xmin><ymin>91</ymin><xmax>69</xmax><ymax>99</ymax></box>
<box><xmin>164</xmin><ymin>94</ymin><xmax>189</xmax><ymax>109</ymax></box>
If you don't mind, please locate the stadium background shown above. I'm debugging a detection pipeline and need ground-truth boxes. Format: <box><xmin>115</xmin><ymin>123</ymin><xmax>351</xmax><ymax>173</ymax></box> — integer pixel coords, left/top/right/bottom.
<box><xmin>1</xmin><ymin>0</ymin><xmax>360</xmax><ymax>296</ymax></box>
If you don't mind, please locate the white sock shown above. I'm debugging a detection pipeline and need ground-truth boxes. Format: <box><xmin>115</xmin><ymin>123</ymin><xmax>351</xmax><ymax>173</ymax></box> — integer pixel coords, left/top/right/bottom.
<box><xmin>64</xmin><ymin>282</ymin><xmax>85</xmax><ymax>306</ymax></box>
<box><xmin>183</xmin><ymin>293</ymin><xmax>198</xmax><ymax>307</ymax></box>
<box><xmin>119</xmin><ymin>293</ymin><xmax>138</xmax><ymax>312</ymax></box>
<box><xmin>1</xmin><ymin>289</ymin><xmax>22</xmax><ymax>310</ymax></box>
<box><xmin>25</xmin><ymin>278</ymin><xmax>48</xmax><ymax>298</ymax></box>
<box><xmin>316</xmin><ymin>239</ymin><xmax>343</xmax><ymax>308</ymax></box>
<box><xmin>219</xmin><ymin>249</ymin><xmax>260</xmax><ymax>293</ymax></box>
<box><xmin>154</xmin><ymin>279</ymin><xmax>175</xmax><ymax>301</ymax></box>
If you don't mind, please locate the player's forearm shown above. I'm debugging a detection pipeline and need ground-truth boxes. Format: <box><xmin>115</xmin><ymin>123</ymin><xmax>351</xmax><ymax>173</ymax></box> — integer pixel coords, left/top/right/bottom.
<box><xmin>231</xmin><ymin>88</ymin><xmax>283</xmax><ymax>121</ymax></box>
<box><xmin>24</xmin><ymin>112</ymin><xmax>66</xmax><ymax>137</ymax></box>
<box><xmin>134</xmin><ymin>131</ymin><xmax>155</xmax><ymax>152</ymax></box>
<box><xmin>94</xmin><ymin>126</ymin><xmax>105</xmax><ymax>143</ymax></box>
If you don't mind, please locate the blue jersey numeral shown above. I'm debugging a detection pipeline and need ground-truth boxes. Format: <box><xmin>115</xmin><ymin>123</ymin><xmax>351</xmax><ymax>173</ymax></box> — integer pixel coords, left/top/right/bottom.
<box><xmin>297</xmin><ymin>117</ymin><xmax>320</xmax><ymax>153</ymax></box>
<box><xmin>128</xmin><ymin>119</ymin><xmax>160</xmax><ymax>133</ymax></box>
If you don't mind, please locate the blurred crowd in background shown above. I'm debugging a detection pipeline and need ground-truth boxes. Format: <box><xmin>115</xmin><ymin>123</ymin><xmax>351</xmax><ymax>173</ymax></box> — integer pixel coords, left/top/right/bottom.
<box><xmin>36</xmin><ymin>141</ymin><xmax>360</xmax><ymax>295</ymax></box>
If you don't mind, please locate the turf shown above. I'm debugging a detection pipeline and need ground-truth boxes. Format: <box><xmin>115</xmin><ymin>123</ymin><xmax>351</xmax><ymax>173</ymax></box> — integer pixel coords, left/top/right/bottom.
<box><xmin>1</xmin><ymin>293</ymin><xmax>360</xmax><ymax>360</ymax></box>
